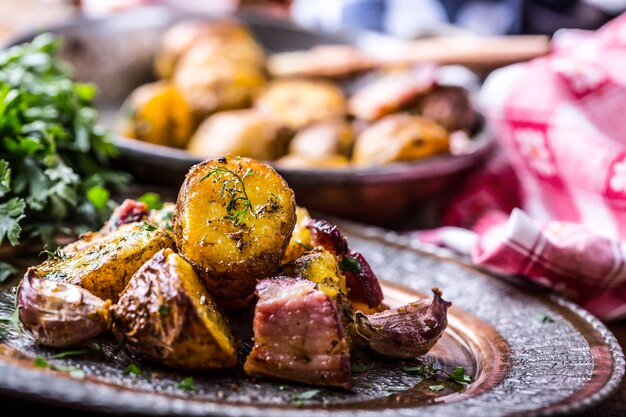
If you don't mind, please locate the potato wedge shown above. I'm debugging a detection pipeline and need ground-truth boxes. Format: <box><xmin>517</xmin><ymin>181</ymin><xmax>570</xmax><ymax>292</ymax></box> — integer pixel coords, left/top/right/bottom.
<box><xmin>33</xmin><ymin>222</ymin><xmax>174</xmax><ymax>302</ymax></box>
<box><xmin>279</xmin><ymin>247</ymin><xmax>348</xmax><ymax>304</ymax></box>
<box><xmin>174</xmin><ymin>156</ymin><xmax>297</xmax><ymax>302</ymax></box>
<box><xmin>118</xmin><ymin>81</ymin><xmax>194</xmax><ymax>148</ymax></box>
<box><xmin>113</xmin><ymin>249</ymin><xmax>237</xmax><ymax>369</ymax></box>
<box><xmin>281</xmin><ymin>206</ymin><xmax>312</xmax><ymax>264</ymax></box>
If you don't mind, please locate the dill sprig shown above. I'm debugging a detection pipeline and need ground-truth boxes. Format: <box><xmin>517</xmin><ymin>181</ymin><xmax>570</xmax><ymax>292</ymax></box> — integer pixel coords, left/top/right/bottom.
<box><xmin>200</xmin><ymin>166</ymin><xmax>257</xmax><ymax>225</ymax></box>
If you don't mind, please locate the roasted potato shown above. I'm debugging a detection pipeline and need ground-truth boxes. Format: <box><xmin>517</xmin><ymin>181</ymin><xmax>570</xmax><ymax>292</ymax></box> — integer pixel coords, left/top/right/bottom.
<box><xmin>282</xmin><ymin>206</ymin><xmax>312</xmax><ymax>264</ymax></box>
<box><xmin>174</xmin><ymin>155</ymin><xmax>297</xmax><ymax>302</ymax></box>
<box><xmin>176</xmin><ymin>35</ymin><xmax>265</xmax><ymax>74</ymax></box>
<box><xmin>113</xmin><ymin>249</ymin><xmax>237</xmax><ymax>369</ymax></box>
<box><xmin>174</xmin><ymin>60</ymin><xmax>265</xmax><ymax>120</ymax></box>
<box><xmin>255</xmin><ymin>79</ymin><xmax>347</xmax><ymax>130</ymax></box>
<box><xmin>288</xmin><ymin>119</ymin><xmax>355</xmax><ymax>158</ymax></box>
<box><xmin>155</xmin><ymin>20</ymin><xmax>264</xmax><ymax>79</ymax></box>
<box><xmin>352</xmin><ymin>113</ymin><xmax>449</xmax><ymax>166</ymax></box>
<box><xmin>32</xmin><ymin>222</ymin><xmax>174</xmax><ymax>302</ymax></box>
<box><xmin>186</xmin><ymin>110</ymin><xmax>289</xmax><ymax>160</ymax></box>
<box><xmin>118</xmin><ymin>81</ymin><xmax>194</xmax><ymax>148</ymax></box>
<box><xmin>274</xmin><ymin>154</ymin><xmax>350</xmax><ymax>170</ymax></box>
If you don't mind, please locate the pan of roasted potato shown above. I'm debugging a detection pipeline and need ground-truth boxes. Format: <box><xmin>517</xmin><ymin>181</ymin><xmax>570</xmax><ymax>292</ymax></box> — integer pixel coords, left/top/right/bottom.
<box><xmin>0</xmin><ymin>155</ymin><xmax>622</xmax><ymax>416</ymax></box>
<box><xmin>8</xmin><ymin>6</ymin><xmax>495</xmax><ymax>228</ymax></box>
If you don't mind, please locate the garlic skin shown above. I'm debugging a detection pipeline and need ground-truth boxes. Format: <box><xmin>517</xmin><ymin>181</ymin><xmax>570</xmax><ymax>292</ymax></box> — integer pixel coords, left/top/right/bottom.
<box><xmin>18</xmin><ymin>269</ymin><xmax>112</xmax><ymax>347</ymax></box>
<box><xmin>354</xmin><ymin>288</ymin><xmax>451</xmax><ymax>359</ymax></box>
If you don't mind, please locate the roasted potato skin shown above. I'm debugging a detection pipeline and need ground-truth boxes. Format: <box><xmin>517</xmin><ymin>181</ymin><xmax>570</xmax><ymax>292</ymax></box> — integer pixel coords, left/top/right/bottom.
<box><xmin>186</xmin><ymin>110</ymin><xmax>289</xmax><ymax>160</ymax></box>
<box><xmin>274</xmin><ymin>154</ymin><xmax>350</xmax><ymax>170</ymax></box>
<box><xmin>352</xmin><ymin>113</ymin><xmax>449</xmax><ymax>166</ymax></box>
<box><xmin>33</xmin><ymin>223</ymin><xmax>175</xmax><ymax>302</ymax></box>
<box><xmin>282</xmin><ymin>206</ymin><xmax>312</xmax><ymax>264</ymax></box>
<box><xmin>255</xmin><ymin>79</ymin><xmax>347</xmax><ymax>130</ymax></box>
<box><xmin>174</xmin><ymin>155</ymin><xmax>297</xmax><ymax>302</ymax></box>
<box><xmin>288</xmin><ymin>119</ymin><xmax>355</xmax><ymax>159</ymax></box>
<box><xmin>113</xmin><ymin>249</ymin><xmax>237</xmax><ymax>369</ymax></box>
<box><xmin>155</xmin><ymin>20</ymin><xmax>264</xmax><ymax>79</ymax></box>
<box><xmin>118</xmin><ymin>81</ymin><xmax>193</xmax><ymax>148</ymax></box>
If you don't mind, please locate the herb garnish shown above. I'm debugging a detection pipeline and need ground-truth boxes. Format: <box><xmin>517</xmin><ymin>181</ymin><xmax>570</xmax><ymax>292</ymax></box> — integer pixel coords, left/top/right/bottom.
<box><xmin>0</xmin><ymin>34</ymin><xmax>129</xmax><ymax>279</ymax></box>
<box><xmin>339</xmin><ymin>256</ymin><xmax>361</xmax><ymax>273</ymax></box>
<box><xmin>140</xmin><ymin>221</ymin><xmax>157</xmax><ymax>232</ymax></box>
<box><xmin>291</xmin><ymin>389</ymin><xmax>322</xmax><ymax>407</ymax></box>
<box><xmin>0</xmin><ymin>284</ymin><xmax>22</xmax><ymax>335</ymax></box>
<box><xmin>200</xmin><ymin>166</ymin><xmax>256</xmax><ymax>225</ymax></box>
<box><xmin>124</xmin><ymin>363</ymin><xmax>142</xmax><ymax>376</ymax></box>
<box><xmin>40</xmin><ymin>246</ymin><xmax>68</xmax><ymax>261</ymax></box>
<box><xmin>177</xmin><ymin>376</ymin><xmax>197</xmax><ymax>391</ymax></box>
<box><xmin>34</xmin><ymin>357</ymin><xmax>48</xmax><ymax>368</ymax></box>
<box><xmin>138</xmin><ymin>192</ymin><xmax>163</xmax><ymax>210</ymax></box>
<box><xmin>158</xmin><ymin>304</ymin><xmax>170</xmax><ymax>317</ymax></box>
<box><xmin>350</xmin><ymin>362</ymin><xmax>371</xmax><ymax>373</ymax></box>
<box><xmin>51</xmin><ymin>349</ymin><xmax>88</xmax><ymax>359</ymax></box>
<box><xmin>383</xmin><ymin>388</ymin><xmax>406</xmax><ymax>397</ymax></box>
<box><xmin>534</xmin><ymin>312</ymin><xmax>555</xmax><ymax>323</ymax></box>
<box><xmin>429</xmin><ymin>385</ymin><xmax>445</xmax><ymax>392</ymax></box>
<box><xmin>51</xmin><ymin>364</ymin><xmax>86</xmax><ymax>380</ymax></box>
<box><xmin>402</xmin><ymin>361</ymin><xmax>473</xmax><ymax>384</ymax></box>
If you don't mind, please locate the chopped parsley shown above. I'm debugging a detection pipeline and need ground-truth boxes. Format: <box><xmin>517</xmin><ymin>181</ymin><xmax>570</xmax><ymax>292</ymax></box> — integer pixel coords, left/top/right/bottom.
<box><xmin>177</xmin><ymin>376</ymin><xmax>196</xmax><ymax>391</ymax></box>
<box><xmin>34</xmin><ymin>357</ymin><xmax>48</xmax><ymax>368</ymax></box>
<box><xmin>140</xmin><ymin>221</ymin><xmax>157</xmax><ymax>232</ymax></box>
<box><xmin>51</xmin><ymin>349</ymin><xmax>88</xmax><ymax>359</ymax></box>
<box><xmin>402</xmin><ymin>361</ymin><xmax>473</xmax><ymax>384</ymax></box>
<box><xmin>339</xmin><ymin>256</ymin><xmax>361</xmax><ymax>273</ymax></box>
<box><xmin>291</xmin><ymin>389</ymin><xmax>322</xmax><ymax>407</ymax></box>
<box><xmin>534</xmin><ymin>312</ymin><xmax>555</xmax><ymax>323</ymax></box>
<box><xmin>158</xmin><ymin>304</ymin><xmax>170</xmax><ymax>317</ymax></box>
<box><xmin>429</xmin><ymin>385</ymin><xmax>445</xmax><ymax>392</ymax></box>
<box><xmin>137</xmin><ymin>192</ymin><xmax>163</xmax><ymax>210</ymax></box>
<box><xmin>124</xmin><ymin>363</ymin><xmax>142</xmax><ymax>376</ymax></box>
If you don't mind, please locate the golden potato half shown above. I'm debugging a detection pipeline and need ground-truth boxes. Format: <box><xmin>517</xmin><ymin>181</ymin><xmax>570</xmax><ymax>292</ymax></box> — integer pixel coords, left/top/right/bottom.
<box><xmin>33</xmin><ymin>222</ymin><xmax>174</xmax><ymax>302</ymax></box>
<box><xmin>174</xmin><ymin>60</ymin><xmax>265</xmax><ymax>120</ymax></box>
<box><xmin>155</xmin><ymin>19</ymin><xmax>264</xmax><ymax>79</ymax></box>
<box><xmin>113</xmin><ymin>249</ymin><xmax>237</xmax><ymax>369</ymax></box>
<box><xmin>255</xmin><ymin>79</ymin><xmax>347</xmax><ymax>130</ymax></box>
<box><xmin>174</xmin><ymin>156</ymin><xmax>297</xmax><ymax>302</ymax></box>
<box><xmin>118</xmin><ymin>81</ymin><xmax>193</xmax><ymax>148</ymax></box>
<box><xmin>187</xmin><ymin>109</ymin><xmax>288</xmax><ymax>161</ymax></box>
<box><xmin>281</xmin><ymin>206</ymin><xmax>312</xmax><ymax>264</ymax></box>
<box><xmin>352</xmin><ymin>113</ymin><xmax>449</xmax><ymax>166</ymax></box>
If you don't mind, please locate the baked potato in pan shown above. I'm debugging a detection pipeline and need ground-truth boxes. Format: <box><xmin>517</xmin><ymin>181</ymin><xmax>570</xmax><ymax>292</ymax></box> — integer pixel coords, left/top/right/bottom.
<box><xmin>17</xmin><ymin>156</ymin><xmax>451</xmax><ymax>386</ymax></box>
<box><xmin>173</xmin><ymin>155</ymin><xmax>296</xmax><ymax>303</ymax></box>
<box><xmin>186</xmin><ymin>109</ymin><xmax>289</xmax><ymax>161</ymax></box>
<box><xmin>113</xmin><ymin>249</ymin><xmax>237</xmax><ymax>369</ymax></box>
<box><xmin>118</xmin><ymin>81</ymin><xmax>194</xmax><ymax>149</ymax></box>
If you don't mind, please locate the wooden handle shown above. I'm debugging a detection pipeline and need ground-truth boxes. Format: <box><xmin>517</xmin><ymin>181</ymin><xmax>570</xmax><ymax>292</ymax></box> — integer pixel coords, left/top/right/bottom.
<box><xmin>374</xmin><ymin>35</ymin><xmax>551</xmax><ymax>67</ymax></box>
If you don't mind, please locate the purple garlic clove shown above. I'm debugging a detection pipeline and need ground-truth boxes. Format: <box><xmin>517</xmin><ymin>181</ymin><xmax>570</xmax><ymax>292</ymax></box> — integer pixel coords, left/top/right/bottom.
<box><xmin>18</xmin><ymin>269</ymin><xmax>112</xmax><ymax>348</ymax></box>
<box><xmin>354</xmin><ymin>288</ymin><xmax>451</xmax><ymax>358</ymax></box>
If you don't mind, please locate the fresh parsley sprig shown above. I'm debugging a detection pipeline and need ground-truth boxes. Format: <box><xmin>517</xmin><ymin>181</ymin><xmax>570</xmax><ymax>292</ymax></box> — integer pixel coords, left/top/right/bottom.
<box><xmin>0</xmin><ymin>33</ymin><xmax>129</xmax><ymax>278</ymax></box>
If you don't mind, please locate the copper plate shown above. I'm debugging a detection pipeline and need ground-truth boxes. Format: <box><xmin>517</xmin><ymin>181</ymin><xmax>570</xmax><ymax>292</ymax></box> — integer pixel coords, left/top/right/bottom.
<box><xmin>0</xmin><ymin>221</ymin><xmax>622</xmax><ymax>416</ymax></box>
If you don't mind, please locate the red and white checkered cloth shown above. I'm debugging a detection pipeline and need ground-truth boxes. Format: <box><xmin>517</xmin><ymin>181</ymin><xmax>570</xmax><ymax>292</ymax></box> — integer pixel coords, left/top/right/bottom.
<box><xmin>417</xmin><ymin>13</ymin><xmax>626</xmax><ymax>321</ymax></box>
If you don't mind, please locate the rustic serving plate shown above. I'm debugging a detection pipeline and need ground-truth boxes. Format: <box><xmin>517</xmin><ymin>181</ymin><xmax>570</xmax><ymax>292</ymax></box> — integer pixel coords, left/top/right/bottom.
<box><xmin>0</xmin><ymin>221</ymin><xmax>622</xmax><ymax>416</ymax></box>
<box><xmin>6</xmin><ymin>6</ymin><xmax>495</xmax><ymax>228</ymax></box>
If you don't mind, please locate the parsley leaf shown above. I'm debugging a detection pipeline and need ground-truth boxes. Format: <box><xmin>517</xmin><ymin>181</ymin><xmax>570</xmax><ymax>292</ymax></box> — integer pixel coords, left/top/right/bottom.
<box><xmin>138</xmin><ymin>192</ymin><xmax>163</xmax><ymax>210</ymax></box>
<box><xmin>339</xmin><ymin>256</ymin><xmax>361</xmax><ymax>273</ymax></box>
<box><xmin>350</xmin><ymin>362</ymin><xmax>370</xmax><ymax>373</ymax></box>
<box><xmin>34</xmin><ymin>357</ymin><xmax>48</xmax><ymax>368</ymax></box>
<box><xmin>51</xmin><ymin>349</ymin><xmax>88</xmax><ymax>359</ymax></box>
<box><xmin>158</xmin><ymin>304</ymin><xmax>170</xmax><ymax>317</ymax></box>
<box><xmin>177</xmin><ymin>376</ymin><xmax>196</xmax><ymax>391</ymax></box>
<box><xmin>429</xmin><ymin>385</ymin><xmax>445</xmax><ymax>392</ymax></box>
<box><xmin>534</xmin><ymin>312</ymin><xmax>555</xmax><ymax>323</ymax></box>
<box><xmin>124</xmin><ymin>363</ymin><xmax>142</xmax><ymax>376</ymax></box>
